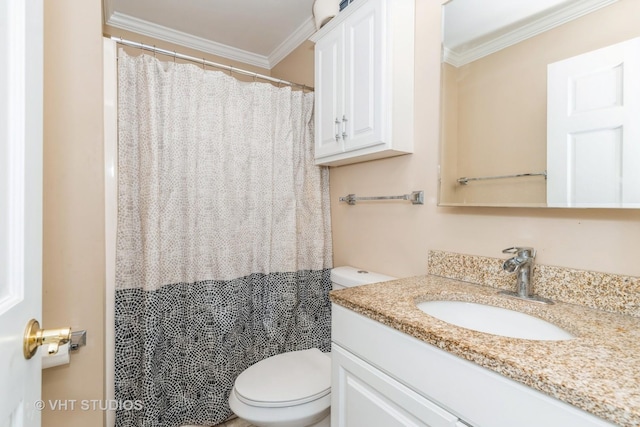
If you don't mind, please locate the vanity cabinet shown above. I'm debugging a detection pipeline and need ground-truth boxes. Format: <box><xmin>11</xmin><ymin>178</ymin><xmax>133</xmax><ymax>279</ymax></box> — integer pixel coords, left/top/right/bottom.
<box><xmin>310</xmin><ymin>0</ymin><xmax>414</xmax><ymax>166</ymax></box>
<box><xmin>333</xmin><ymin>344</ymin><xmax>463</xmax><ymax>427</ymax></box>
<box><xmin>331</xmin><ymin>304</ymin><xmax>616</xmax><ymax>427</ymax></box>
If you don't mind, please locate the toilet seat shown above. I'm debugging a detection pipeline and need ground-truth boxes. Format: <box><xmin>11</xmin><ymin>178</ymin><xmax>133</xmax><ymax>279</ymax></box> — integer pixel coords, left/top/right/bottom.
<box><xmin>234</xmin><ymin>348</ymin><xmax>331</xmax><ymax>408</ymax></box>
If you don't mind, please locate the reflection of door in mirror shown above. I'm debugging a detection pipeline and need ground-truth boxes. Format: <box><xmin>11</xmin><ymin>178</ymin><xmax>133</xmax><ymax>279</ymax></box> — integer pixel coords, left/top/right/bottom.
<box><xmin>547</xmin><ymin>37</ymin><xmax>640</xmax><ymax>208</ymax></box>
<box><xmin>439</xmin><ymin>0</ymin><xmax>640</xmax><ymax>208</ymax></box>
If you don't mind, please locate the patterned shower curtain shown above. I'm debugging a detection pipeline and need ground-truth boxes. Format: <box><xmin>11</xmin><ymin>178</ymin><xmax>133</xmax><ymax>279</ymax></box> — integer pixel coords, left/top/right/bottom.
<box><xmin>115</xmin><ymin>50</ymin><xmax>332</xmax><ymax>427</ymax></box>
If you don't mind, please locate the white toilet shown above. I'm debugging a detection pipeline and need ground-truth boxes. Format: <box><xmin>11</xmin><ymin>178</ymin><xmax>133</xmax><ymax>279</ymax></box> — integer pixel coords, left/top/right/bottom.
<box><xmin>228</xmin><ymin>266</ymin><xmax>396</xmax><ymax>427</ymax></box>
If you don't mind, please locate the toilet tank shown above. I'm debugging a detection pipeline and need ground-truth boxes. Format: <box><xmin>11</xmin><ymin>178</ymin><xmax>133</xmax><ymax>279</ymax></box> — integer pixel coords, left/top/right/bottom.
<box><xmin>331</xmin><ymin>266</ymin><xmax>397</xmax><ymax>290</ymax></box>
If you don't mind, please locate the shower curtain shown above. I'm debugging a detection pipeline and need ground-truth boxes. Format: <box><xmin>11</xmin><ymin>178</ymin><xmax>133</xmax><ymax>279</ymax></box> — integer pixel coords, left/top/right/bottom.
<box><xmin>115</xmin><ymin>50</ymin><xmax>332</xmax><ymax>427</ymax></box>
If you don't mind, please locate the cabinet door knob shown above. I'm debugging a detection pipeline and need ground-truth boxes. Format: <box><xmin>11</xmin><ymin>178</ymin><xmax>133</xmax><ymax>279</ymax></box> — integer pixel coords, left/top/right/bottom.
<box><xmin>342</xmin><ymin>115</ymin><xmax>348</xmax><ymax>139</ymax></box>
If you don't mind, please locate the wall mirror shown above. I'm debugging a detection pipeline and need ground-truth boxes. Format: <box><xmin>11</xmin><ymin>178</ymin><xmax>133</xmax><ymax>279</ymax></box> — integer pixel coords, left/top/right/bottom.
<box><xmin>439</xmin><ymin>0</ymin><xmax>640</xmax><ymax>208</ymax></box>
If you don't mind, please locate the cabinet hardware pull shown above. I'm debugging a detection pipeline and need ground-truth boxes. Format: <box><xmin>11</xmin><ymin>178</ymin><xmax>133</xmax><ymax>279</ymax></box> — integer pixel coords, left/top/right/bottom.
<box><xmin>335</xmin><ymin>118</ymin><xmax>341</xmax><ymax>142</ymax></box>
<box><xmin>342</xmin><ymin>115</ymin><xmax>348</xmax><ymax>139</ymax></box>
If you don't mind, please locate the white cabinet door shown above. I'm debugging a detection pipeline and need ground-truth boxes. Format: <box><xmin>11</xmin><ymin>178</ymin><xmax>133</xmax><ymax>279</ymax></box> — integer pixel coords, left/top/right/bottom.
<box><xmin>311</xmin><ymin>0</ymin><xmax>414</xmax><ymax>166</ymax></box>
<box><xmin>343</xmin><ymin>0</ymin><xmax>385</xmax><ymax>152</ymax></box>
<box><xmin>314</xmin><ymin>0</ymin><xmax>385</xmax><ymax>159</ymax></box>
<box><xmin>315</xmin><ymin>25</ymin><xmax>344</xmax><ymax>158</ymax></box>
<box><xmin>547</xmin><ymin>37</ymin><xmax>640</xmax><ymax>207</ymax></box>
<box><xmin>332</xmin><ymin>344</ymin><xmax>461</xmax><ymax>427</ymax></box>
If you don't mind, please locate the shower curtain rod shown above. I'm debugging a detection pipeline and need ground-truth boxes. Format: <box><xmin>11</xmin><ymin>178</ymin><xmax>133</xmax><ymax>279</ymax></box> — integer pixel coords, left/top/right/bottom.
<box><xmin>109</xmin><ymin>36</ymin><xmax>314</xmax><ymax>92</ymax></box>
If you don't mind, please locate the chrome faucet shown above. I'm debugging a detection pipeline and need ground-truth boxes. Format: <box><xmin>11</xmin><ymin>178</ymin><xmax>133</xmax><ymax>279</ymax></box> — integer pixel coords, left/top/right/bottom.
<box><xmin>500</xmin><ymin>247</ymin><xmax>553</xmax><ymax>304</ymax></box>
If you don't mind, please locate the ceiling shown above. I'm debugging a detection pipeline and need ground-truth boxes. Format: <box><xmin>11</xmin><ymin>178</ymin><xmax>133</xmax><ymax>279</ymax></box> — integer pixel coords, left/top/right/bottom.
<box><xmin>104</xmin><ymin>0</ymin><xmax>317</xmax><ymax>69</ymax></box>
<box><xmin>443</xmin><ymin>0</ymin><xmax>617</xmax><ymax>66</ymax></box>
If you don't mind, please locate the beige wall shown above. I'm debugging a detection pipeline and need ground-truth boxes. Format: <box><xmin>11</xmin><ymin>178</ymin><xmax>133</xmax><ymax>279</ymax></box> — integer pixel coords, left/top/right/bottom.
<box><xmin>271</xmin><ymin>40</ymin><xmax>315</xmax><ymax>89</ymax></box>
<box><xmin>442</xmin><ymin>0</ymin><xmax>640</xmax><ymax>205</ymax></box>
<box><xmin>42</xmin><ymin>0</ymin><xmax>105</xmax><ymax>426</ymax></box>
<box><xmin>275</xmin><ymin>0</ymin><xmax>640</xmax><ymax>279</ymax></box>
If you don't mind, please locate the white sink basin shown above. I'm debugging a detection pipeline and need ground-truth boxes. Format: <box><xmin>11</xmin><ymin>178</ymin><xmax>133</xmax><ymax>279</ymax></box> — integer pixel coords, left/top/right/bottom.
<box><xmin>416</xmin><ymin>300</ymin><xmax>574</xmax><ymax>341</ymax></box>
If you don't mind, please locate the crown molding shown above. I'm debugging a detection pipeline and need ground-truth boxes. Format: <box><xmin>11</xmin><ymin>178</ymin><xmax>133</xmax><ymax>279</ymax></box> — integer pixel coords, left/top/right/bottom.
<box><xmin>268</xmin><ymin>16</ymin><xmax>316</xmax><ymax>68</ymax></box>
<box><xmin>444</xmin><ymin>0</ymin><xmax>618</xmax><ymax>67</ymax></box>
<box><xmin>106</xmin><ymin>11</ymin><xmax>272</xmax><ymax>69</ymax></box>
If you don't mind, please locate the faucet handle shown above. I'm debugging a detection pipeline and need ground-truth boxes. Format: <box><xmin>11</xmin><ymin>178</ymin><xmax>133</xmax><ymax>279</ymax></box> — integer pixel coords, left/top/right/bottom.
<box><xmin>502</xmin><ymin>247</ymin><xmax>536</xmax><ymax>258</ymax></box>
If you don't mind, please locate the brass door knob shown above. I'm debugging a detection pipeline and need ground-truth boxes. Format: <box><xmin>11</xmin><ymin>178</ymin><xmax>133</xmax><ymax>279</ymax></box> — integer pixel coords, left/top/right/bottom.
<box><xmin>23</xmin><ymin>319</ymin><xmax>72</xmax><ymax>360</ymax></box>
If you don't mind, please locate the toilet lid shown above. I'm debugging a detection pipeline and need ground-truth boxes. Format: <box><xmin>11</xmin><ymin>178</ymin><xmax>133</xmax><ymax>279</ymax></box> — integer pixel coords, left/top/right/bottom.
<box><xmin>234</xmin><ymin>348</ymin><xmax>331</xmax><ymax>408</ymax></box>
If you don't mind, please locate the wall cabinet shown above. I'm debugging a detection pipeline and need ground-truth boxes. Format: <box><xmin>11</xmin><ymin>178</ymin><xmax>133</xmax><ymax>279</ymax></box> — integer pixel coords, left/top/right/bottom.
<box><xmin>331</xmin><ymin>304</ymin><xmax>616</xmax><ymax>427</ymax></box>
<box><xmin>310</xmin><ymin>0</ymin><xmax>414</xmax><ymax>166</ymax></box>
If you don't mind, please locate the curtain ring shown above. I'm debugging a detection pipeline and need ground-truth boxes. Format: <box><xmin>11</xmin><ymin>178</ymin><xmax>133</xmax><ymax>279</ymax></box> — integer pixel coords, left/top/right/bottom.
<box><xmin>153</xmin><ymin>45</ymin><xmax>156</xmax><ymax>58</ymax></box>
<box><xmin>173</xmin><ymin>50</ymin><xmax>176</xmax><ymax>63</ymax></box>
<box><xmin>229</xmin><ymin>66</ymin><xmax>233</xmax><ymax>76</ymax></box>
<box><xmin>253</xmin><ymin>73</ymin><xmax>257</xmax><ymax>83</ymax></box>
<box><xmin>302</xmin><ymin>84</ymin><xmax>307</xmax><ymax>93</ymax></box>
<box><xmin>202</xmin><ymin>58</ymin><xmax>206</xmax><ymax>70</ymax></box>
<box><xmin>278</xmin><ymin>79</ymin><xmax>282</xmax><ymax>88</ymax></box>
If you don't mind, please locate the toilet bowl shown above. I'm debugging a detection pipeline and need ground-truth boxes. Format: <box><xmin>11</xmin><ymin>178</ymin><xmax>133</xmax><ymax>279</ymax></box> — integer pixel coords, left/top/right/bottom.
<box><xmin>229</xmin><ymin>266</ymin><xmax>396</xmax><ymax>427</ymax></box>
<box><xmin>229</xmin><ymin>348</ymin><xmax>331</xmax><ymax>427</ymax></box>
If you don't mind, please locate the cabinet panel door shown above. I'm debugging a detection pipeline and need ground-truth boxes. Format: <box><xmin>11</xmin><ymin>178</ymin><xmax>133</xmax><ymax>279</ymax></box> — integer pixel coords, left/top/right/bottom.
<box><xmin>332</xmin><ymin>345</ymin><xmax>460</xmax><ymax>427</ymax></box>
<box><xmin>315</xmin><ymin>26</ymin><xmax>344</xmax><ymax>158</ymax></box>
<box><xmin>343</xmin><ymin>0</ymin><xmax>385</xmax><ymax>151</ymax></box>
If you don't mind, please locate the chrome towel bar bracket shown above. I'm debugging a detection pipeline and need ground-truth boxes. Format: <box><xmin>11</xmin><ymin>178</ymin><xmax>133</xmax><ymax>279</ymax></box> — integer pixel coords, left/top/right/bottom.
<box><xmin>339</xmin><ymin>191</ymin><xmax>424</xmax><ymax>205</ymax></box>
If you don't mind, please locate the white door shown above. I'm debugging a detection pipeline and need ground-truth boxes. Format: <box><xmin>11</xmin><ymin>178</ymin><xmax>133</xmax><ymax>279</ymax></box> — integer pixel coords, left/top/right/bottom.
<box><xmin>343</xmin><ymin>0</ymin><xmax>385</xmax><ymax>152</ymax></box>
<box><xmin>314</xmin><ymin>25</ymin><xmax>345</xmax><ymax>159</ymax></box>
<box><xmin>0</xmin><ymin>0</ymin><xmax>44</xmax><ymax>425</ymax></box>
<box><xmin>332</xmin><ymin>345</ymin><xmax>461</xmax><ymax>427</ymax></box>
<box><xmin>547</xmin><ymin>37</ymin><xmax>640</xmax><ymax>207</ymax></box>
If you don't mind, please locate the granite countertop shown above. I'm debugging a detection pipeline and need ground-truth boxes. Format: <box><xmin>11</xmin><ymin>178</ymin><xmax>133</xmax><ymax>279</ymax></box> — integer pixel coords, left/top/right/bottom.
<box><xmin>330</xmin><ymin>274</ymin><xmax>640</xmax><ymax>427</ymax></box>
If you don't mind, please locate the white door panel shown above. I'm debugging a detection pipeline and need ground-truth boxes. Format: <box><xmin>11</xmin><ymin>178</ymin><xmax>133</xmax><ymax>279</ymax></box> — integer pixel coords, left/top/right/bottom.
<box><xmin>568</xmin><ymin>128</ymin><xmax>622</xmax><ymax>204</ymax></box>
<box><xmin>315</xmin><ymin>27</ymin><xmax>344</xmax><ymax>158</ymax></box>
<box><xmin>332</xmin><ymin>345</ymin><xmax>460</xmax><ymax>427</ymax></box>
<box><xmin>0</xmin><ymin>0</ymin><xmax>43</xmax><ymax>426</ymax></box>
<box><xmin>548</xmin><ymin>37</ymin><xmax>640</xmax><ymax>207</ymax></box>
<box><xmin>344</xmin><ymin>0</ymin><xmax>384</xmax><ymax>151</ymax></box>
